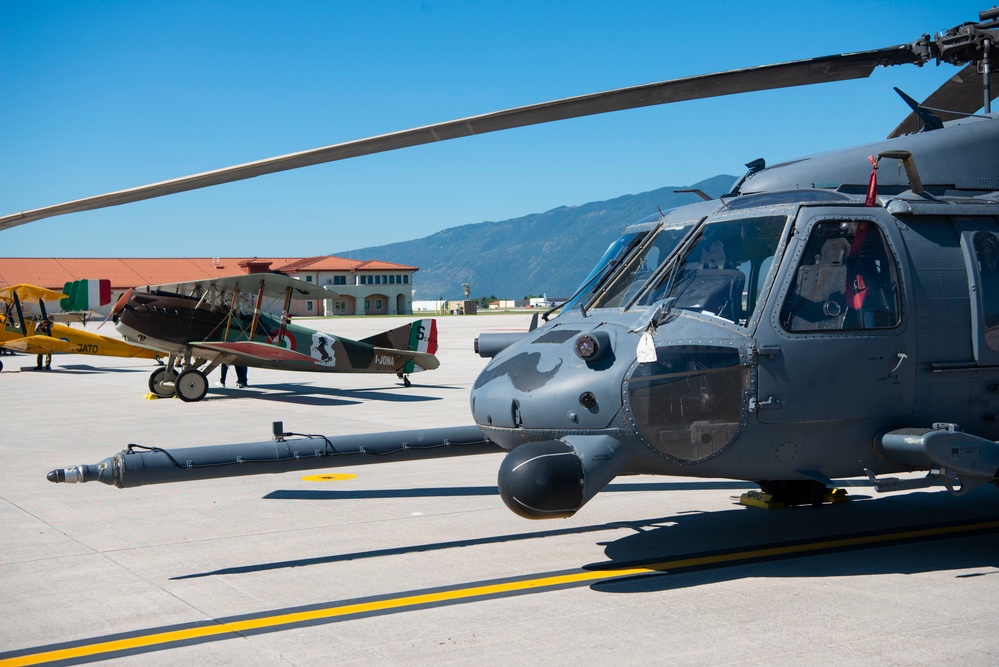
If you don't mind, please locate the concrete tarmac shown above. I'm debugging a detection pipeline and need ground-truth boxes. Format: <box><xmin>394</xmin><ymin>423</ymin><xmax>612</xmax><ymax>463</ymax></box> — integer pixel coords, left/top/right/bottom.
<box><xmin>2</xmin><ymin>313</ymin><xmax>999</xmax><ymax>666</ymax></box>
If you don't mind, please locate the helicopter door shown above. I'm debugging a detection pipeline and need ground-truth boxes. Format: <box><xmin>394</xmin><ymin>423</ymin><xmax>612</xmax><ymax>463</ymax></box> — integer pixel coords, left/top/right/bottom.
<box><xmin>754</xmin><ymin>213</ymin><xmax>914</xmax><ymax>423</ymax></box>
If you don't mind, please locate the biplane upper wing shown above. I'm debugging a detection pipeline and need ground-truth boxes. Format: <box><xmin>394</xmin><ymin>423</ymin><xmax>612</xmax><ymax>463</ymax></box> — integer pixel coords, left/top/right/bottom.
<box><xmin>0</xmin><ymin>335</ymin><xmax>78</xmax><ymax>354</ymax></box>
<box><xmin>0</xmin><ymin>284</ymin><xmax>68</xmax><ymax>304</ymax></box>
<box><xmin>140</xmin><ymin>272</ymin><xmax>335</xmax><ymax>301</ymax></box>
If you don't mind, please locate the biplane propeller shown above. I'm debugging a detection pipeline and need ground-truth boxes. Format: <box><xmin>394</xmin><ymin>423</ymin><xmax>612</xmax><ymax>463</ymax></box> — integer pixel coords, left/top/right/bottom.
<box><xmin>37</xmin><ymin>9</ymin><xmax>999</xmax><ymax>518</ymax></box>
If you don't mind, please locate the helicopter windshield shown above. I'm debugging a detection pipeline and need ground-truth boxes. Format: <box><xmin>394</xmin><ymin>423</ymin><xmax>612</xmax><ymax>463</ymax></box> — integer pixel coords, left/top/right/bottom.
<box><xmin>636</xmin><ymin>215</ymin><xmax>788</xmax><ymax>326</ymax></box>
<box><xmin>558</xmin><ymin>231</ymin><xmax>645</xmax><ymax>313</ymax></box>
<box><xmin>587</xmin><ymin>223</ymin><xmax>695</xmax><ymax>310</ymax></box>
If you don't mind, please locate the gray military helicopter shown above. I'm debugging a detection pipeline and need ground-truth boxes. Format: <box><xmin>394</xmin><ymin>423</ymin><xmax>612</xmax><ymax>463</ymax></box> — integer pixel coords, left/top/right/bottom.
<box><xmin>32</xmin><ymin>8</ymin><xmax>999</xmax><ymax>516</ymax></box>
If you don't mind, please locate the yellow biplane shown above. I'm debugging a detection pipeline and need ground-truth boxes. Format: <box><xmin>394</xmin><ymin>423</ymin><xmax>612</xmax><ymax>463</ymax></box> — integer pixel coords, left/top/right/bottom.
<box><xmin>0</xmin><ymin>284</ymin><xmax>160</xmax><ymax>371</ymax></box>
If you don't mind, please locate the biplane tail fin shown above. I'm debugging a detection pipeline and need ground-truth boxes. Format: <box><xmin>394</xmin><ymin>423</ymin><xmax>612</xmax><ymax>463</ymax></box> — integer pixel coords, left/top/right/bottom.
<box><xmin>361</xmin><ymin>319</ymin><xmax>438</xmax><ymax>353</ymax></box>
<box><xmin>361</xmin><ymin>318</ymin><xmax>439</xmax><ymax>373</ymax></box>
<box><xmin>61</xmin><ymin>279</ymin><xmax>112</xmax><ymax>312</ymax></box>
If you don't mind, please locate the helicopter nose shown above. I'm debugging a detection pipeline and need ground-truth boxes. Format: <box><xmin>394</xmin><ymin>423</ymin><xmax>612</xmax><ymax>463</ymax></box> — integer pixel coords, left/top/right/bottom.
<box><xmin>471</xmin><ymin>325</ymin><xmax>629</xmax><ymax>433</ymax></box>
<box><xmin>497</xmin><ymin>434</ymin><xmax>630</xmax><ymax>519</ymax></box>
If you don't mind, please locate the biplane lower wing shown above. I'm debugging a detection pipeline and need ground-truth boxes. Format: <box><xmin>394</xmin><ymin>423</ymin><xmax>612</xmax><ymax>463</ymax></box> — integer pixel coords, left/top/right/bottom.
<box><xmin>2</xmin><ymin>332</ymin><xmax>162</xmax><ymax>359</ymax></box>
<box><xmin>190</xmin><ymin>340</ymin><xmax>317</xmax><ymax>363</ymax></box>
<box><xmin>0</xmin><ymin>335</ymin><xmax>78</xmax><ymax>355</ymax></box>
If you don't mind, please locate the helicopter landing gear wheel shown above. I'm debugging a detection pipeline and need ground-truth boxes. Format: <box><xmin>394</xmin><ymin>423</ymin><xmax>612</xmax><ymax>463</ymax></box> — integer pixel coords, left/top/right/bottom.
<box><xmin>148</xmin><ymin>366</ymin><xmax>177</xmax><ymax>398</ymax></box>
<box><xmin>176</xmin><ymin>369</ymin><xmax>208</xmax><ymax>402</ymax></box>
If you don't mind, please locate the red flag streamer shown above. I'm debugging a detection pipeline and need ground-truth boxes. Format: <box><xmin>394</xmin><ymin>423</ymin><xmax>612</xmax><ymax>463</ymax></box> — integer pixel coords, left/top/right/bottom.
<box><xmin>865</xmin><ymin>155</ymin><xmax>878</xmax><ymax>207</ymax></box>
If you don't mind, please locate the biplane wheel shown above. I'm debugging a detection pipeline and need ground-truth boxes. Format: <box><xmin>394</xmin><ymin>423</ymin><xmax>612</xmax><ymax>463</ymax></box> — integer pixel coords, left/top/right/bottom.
<box><xmin>148</xmin><ymin>367</ymin><xmax>177</xmax><ymax>398</ymax></box>
<box><xmin>0</xmin><ymin>358</ymin><xmax>4</xmax><ymax>372</ymax></box>
<box><xmin>402</xmin><ymin>375</ymin><xmax>411</xmax><ymax>388</ymax></box>
<box><xmin>175</xmin><ymin>369</ymin><xmax>208</xmax><ymax>403</ymax></box>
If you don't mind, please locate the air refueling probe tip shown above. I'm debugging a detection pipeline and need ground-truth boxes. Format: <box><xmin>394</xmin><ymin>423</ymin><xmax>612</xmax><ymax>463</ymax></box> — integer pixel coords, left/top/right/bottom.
<box><xmin>47</xmin><ymin>469</ymin><xmax>64</xmax><ymax>483</ymax></box>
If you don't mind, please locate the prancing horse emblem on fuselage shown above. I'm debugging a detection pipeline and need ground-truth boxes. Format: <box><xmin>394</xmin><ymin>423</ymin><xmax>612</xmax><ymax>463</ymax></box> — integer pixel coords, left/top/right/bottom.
<box><xmin>312</xmin><ymin>333</ymin><xmax>335</xmax><ymax>365</ymax></box>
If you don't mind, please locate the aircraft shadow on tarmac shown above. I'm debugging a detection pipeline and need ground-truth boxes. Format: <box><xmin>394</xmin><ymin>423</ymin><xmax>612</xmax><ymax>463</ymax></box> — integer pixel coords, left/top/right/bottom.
<box><xmin>203</xmin><ymin>381</ymin><xmax>458</xmax><ymax>406</ymax></box>
<box><xmin>7</xmin><ymin>363</ymin><xmax>153</xmax><ymax>374</ymax></box>
<box><xmin>174</xmin><ymin>484</ymin><xmax>999</xmax><ymax>588</ymax></box>
<box><xmin>589</xmin><ymin>487</ymin><xmax>999</xmax><ymax>594</ymax></box>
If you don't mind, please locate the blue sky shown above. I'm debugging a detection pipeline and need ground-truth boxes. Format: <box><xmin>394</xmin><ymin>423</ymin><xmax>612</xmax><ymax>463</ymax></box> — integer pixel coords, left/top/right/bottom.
<box><xmin>0</xmin><ymin>0</ymin><xmax>990</xmax><ymax>258</ymax></box>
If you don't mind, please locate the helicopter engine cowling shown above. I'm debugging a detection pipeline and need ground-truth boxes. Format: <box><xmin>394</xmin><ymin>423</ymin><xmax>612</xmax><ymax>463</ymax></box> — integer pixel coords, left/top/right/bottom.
<box><xmin>497</xmin><ymin>434</ymin><xmax>630</xmax><ymax>519</ymax></box>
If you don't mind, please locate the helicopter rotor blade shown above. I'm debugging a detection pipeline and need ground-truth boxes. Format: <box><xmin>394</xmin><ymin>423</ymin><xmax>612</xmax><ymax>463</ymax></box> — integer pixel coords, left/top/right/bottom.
<box><xmin>888</xmin><ymin>63</ymin><xmax>999</xmax><ymax>137</ymax></box>
<box><xmin>0</xmin><ymin>43</ymin><xmax>928</xmax><ymax>232</ymax></box>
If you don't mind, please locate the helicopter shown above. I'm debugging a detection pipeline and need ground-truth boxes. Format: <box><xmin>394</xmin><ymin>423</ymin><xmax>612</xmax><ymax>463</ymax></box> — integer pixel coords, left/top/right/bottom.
<box><xmin>33</xmin><ymin>8</ymin><xmax>999</xmax><ymax>516</ymax></box>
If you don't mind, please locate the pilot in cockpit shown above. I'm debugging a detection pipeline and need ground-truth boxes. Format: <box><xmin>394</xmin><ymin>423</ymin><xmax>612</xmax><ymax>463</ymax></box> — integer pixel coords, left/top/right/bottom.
<box><xmin>695</xmin><ymin>240</ymin><xmax>727</xmax><ymax>269</ymax></box>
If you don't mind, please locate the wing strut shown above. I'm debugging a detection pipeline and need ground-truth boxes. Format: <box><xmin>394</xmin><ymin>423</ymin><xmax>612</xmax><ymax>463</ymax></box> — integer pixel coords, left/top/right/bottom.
<box><xmin>12</xmin><ymin>292</ymin><xmax>28</xmax><ymax>338</ymax></box>
<box><xmin>223</xmin><ymin>283</ymin><xmax>240</xmax><ymax>341</ymax></box>
<box><xmin>275</xmin><ymin>286</ymin><xmax>294</xmax><ymax>345</ymax></box>
<box><xmin>248</xmin><ymin>279</ymin><xmax>265</xmax><ymax>341</ymax></box>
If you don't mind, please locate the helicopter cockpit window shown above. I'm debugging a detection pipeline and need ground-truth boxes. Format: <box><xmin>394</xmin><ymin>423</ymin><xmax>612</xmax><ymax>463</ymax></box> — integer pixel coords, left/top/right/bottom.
<box><xmin>971</xmin><ymin>232</ymin><xmax>999</xmax><ymax>350</ymax></box>
<box><xmin>589</xmin><ymin>224</ymin><xmax>694</xmax><ymax>309</ymax></box>
<box><xmin>780</xmin><ymin>221</ymin><xmax>900</xmax><ymax>332</ymax></box>
<box><xmin>636</xmin><ymin>215</ymin><xmax>787</xmax><ymax>326</ymax></box>
<box><xmin>559</xmin><ymin>232</ymin><xmax>644</xmax><ymax>314</ymax></box>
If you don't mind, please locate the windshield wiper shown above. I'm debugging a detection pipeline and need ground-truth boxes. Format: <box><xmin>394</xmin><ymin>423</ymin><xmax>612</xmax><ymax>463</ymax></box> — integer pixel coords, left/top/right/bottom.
<box><xmin>625</xmin><ymin>217</ymin><xmax>708</xmax><ymax>313</ymax></box>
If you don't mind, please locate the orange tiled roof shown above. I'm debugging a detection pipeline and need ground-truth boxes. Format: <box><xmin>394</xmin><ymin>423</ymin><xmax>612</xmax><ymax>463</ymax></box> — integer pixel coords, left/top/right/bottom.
<box><xmin>353</xmin><ymin>259</ymin><xmax>419</xmax><ymax>271</ymax></box>
<box><xmin>0</xmin><ymin>256</ymin><xmax>417</xmax><ymax>291</ymax></box>
<box><xmin>275</xmin><ymin>256</ymin><xmax>418</xmax><ymax>272</ymax></box>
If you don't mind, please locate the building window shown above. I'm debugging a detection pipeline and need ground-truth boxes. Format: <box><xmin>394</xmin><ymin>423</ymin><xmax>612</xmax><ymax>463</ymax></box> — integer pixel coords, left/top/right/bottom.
<box><xmin>376</xmin><ymin>299</ymin><xmax>383</xmax><ymax>310</ymax></box>
<box><xmin>389</xmin><ymin>275</ymin><xmax>395</xmax><ymax>284</ymax></box>
<box><xmin>306</xmin><ymin>275</ymin><xmax>313</xmax><ymax>283</ymax></box>
<box><xmin>307</xmin><ymin>301</ymin><xmax>314</xmax><ymax>311</ymax></box>
<box><xmin>333</xmin><ymin>275</ymin><xmax>346</xmax><ymax>285</ymax></box>
<box><xmin>404</xmin><ymin>275</ymin><xmax>409</xmax><ymax>284</ymax></box>
<box><xmin>364</xmin><ymin>299</ymin><xmax>370</xmax><ymax>310</ymax></box>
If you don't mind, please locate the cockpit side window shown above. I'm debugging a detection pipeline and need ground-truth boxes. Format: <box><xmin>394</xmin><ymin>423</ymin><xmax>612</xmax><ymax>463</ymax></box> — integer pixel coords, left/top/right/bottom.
<box><xmin>780</xmin><ymin>221</ymin><xmax>900</xmax><ymax>332</ymax></box>
<box><xmin>971</xmin><ymin>231</ymin><xmax>999</xmax><ymax>351</ymax></box>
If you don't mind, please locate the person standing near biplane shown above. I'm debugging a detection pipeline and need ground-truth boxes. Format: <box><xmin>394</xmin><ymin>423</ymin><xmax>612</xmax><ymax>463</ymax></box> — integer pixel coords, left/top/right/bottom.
<box><xmin>216</xmin><ymin>364</ymin><xmax>249</xmax><ymax>388</ymax></box>
<box><xmin>35</xmin><ymin>317</ymin><xmax>52</xmax><ymax>370</ymax></box>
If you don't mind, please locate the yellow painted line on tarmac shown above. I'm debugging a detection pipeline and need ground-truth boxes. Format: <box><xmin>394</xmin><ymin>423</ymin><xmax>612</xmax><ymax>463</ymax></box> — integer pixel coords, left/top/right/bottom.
<box><xmin>300</xmin><ymin>473</ymin><xmax>357</xmax><ymax>482</ymax></box>
<box><xmin>4</xmin><ymin>518</ymin><xmax>998</xmax><ymax>666</ymax></box>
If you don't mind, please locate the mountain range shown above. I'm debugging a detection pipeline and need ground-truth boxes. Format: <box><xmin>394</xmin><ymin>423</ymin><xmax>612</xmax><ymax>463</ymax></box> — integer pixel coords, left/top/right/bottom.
<box><xmin>336</xmin><ymin>174</ymin><xmax>736</xmax><ymax>301</ymax></box>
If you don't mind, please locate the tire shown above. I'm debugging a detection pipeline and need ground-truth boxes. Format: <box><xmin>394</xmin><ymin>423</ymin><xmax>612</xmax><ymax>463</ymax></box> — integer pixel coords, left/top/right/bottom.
<box><xmin>175</xmin><ymin>369</ymin><xmax>208</xmax><ymax>403</ymax></box>
<box><xmin>148</xmin><ymin>367</ymin><xmax>177</xmax><ymax>398</ymax></box>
